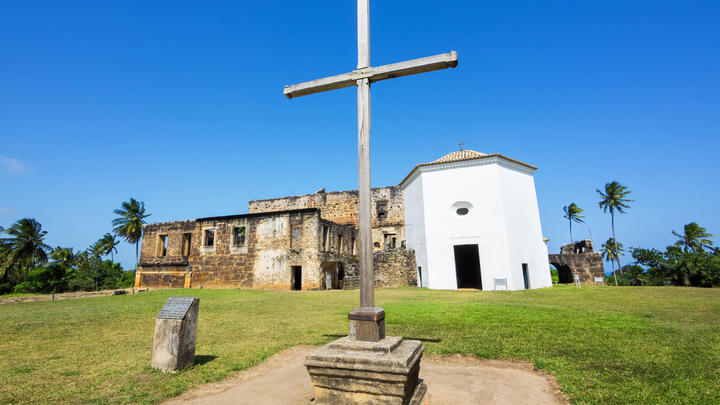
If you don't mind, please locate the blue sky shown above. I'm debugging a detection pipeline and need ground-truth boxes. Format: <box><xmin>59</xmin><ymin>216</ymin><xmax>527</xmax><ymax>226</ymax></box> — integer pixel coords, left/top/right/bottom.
<box><xmin>1</xmin><ymin>1</ymin><xmax>718</xmax><ymax>272</ymax></box>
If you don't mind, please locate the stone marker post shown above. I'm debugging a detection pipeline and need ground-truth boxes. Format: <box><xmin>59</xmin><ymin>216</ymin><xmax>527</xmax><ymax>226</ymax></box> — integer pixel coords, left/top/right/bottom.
<box><xmin>151</xmin><ymin>296</ymin><xmax>199</xmax><ymax>372</ymax></box>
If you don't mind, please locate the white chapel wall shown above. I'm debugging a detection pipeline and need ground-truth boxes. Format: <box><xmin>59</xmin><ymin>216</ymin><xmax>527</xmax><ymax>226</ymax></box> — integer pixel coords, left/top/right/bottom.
<box><xmin>401</xmin><ymin>175</ymin><xmax>429</xmax><ymax>287</ymax></box>
<box><xmin>416</xmin><ymin>162</ymin><xmax>513</xmax><ymax>290</ymax></box>
<box><xmin>402</xmin><ymin>157</ymin><xmax>551</xmax><ymax>291</ymax></box>
<box><xmin>496</xmin><ymin>162</ymin><xmax>552</xmax><ymax>290</ymax></box>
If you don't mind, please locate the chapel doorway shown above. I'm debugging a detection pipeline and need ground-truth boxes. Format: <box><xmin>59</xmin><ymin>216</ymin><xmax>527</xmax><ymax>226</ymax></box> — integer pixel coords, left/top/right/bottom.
<box><xmin>291</xmin><ymin>266</ymin><xmax>302</xmax><ymax>290</ymax></box>
<box><xmin>454</xmin><ymin>244</ymin><xmax>482</xmax><ymax>289</ymax></box>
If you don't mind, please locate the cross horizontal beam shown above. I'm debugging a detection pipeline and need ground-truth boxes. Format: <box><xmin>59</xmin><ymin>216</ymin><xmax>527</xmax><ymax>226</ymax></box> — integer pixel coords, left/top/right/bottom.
<box><xmin>284</xmin><ymin>51</ymin><xmax>458</xmax><ymax>99</ymax></box>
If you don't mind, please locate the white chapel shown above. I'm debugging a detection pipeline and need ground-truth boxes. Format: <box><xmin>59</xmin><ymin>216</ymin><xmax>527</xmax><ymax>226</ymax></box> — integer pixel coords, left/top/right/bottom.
<box><xmin>399</xmin><ymin>150</ymin><xmax>552</xmax><ymax>291</ymax></box>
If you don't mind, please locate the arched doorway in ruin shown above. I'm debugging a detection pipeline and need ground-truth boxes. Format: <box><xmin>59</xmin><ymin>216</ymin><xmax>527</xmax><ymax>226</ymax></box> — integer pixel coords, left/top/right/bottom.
<box><xmin>320</xmin><ymin>261</ymin><xmax>345</xmax><ymax>289</ymax></box>
<box><xmin>549</xmin><ymin>261</ymin><xmax>573</xmax><ymax>284</ymax></box>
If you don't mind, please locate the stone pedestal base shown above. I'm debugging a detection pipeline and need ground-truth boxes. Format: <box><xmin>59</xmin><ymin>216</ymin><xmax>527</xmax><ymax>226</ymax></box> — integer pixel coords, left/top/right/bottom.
<box><xmin>305</xmin><ymin>336</ymin><xmax>426</xmax><ymax>405</ymax></box>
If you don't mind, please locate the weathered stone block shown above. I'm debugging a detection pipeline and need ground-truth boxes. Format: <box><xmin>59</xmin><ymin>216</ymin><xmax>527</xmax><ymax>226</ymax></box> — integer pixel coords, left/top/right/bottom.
<box><xmin>305</xmin><ymin>336</ymin><xmax>426</xmax><ymax>405</ymax></box>
<box><xmin>349</xmin><ymin>306</ymin><xmax>385</xmax><ymax>342</ymax></box>
<box><xmin>151</xmin><ymin>297</ymin><xmax>199</xmax><ymax>372</ymax></box>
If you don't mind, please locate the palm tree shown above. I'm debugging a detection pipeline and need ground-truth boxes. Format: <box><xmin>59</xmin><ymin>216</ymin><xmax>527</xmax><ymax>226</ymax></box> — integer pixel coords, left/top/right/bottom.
<box><xmin>50</xmin><ymin>247</ymin><xmax>78</xmax><ymax>268</ymax></box>
<box><xmin>0</xmin><ymin>218</ymin><xmax>52</xmax><ymax>281</ymax></box>
<box><xmin>112</xmin><ymin>198</ymin><xmax>150</xmax><ymax>268</ymax></box>
<box><xmin>100</xmin><ymin>233</ymin><xmax>120</xmax><ymax>263</ymax></box>
<box><xmin>672</xmin><ymin>222</ymin><xmax>714</xmax><ymax>252</ymax></box>
<box><xmin>87</xmin><ymin>240</ymin><xmax>105</xmax><ymax>259</ymax></box>
<box><xmin>0</xmin><ymin>227</ymin><xmax>13</xmax><ymax>282</ymax></box>
<box><xmin>562</xmin><ymin>203</ymin><xmax>585</xmax><ymax>243</ymax></box>
<box><xmin>601</xmin><ymin>238</ymin><xmax>623</xmax><ymax>286</ymax></box>
<box><xmin>597</xmin><ymin>181</ymin><xmax>632</xmax><ymax>279</ymax></box>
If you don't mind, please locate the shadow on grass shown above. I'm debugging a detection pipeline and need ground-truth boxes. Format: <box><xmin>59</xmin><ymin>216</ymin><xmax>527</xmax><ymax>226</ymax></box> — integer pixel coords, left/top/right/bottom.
<box><xmin>322</xmin><ymin>334</ymin><xmax>441</xmax><ymax>343</ymax></box>
<box><xmin>194</xmin><ymin>355</ymin><xmax>218</xmax><ymax>366</ymax></box>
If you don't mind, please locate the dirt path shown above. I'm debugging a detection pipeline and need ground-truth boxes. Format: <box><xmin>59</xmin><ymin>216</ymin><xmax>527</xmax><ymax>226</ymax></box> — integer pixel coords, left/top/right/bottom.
<box><xmin>0</xmin><ymin>288</ymin><xmax>149</xmax><ymax>304</ymax></box>
<box><xmin>164</xmin><ymin>346</ymin><xmax>569</xmax><ymax>405</ymax></box>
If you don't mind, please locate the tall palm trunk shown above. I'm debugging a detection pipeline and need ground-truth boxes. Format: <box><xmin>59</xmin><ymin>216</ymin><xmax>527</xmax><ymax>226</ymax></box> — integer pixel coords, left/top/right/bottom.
<box><xmin>609</xmin><ymin>257</ymin><xmax>618</xmax><ymax>286</ymax></box>
<box><xmin>135</xmin><ymin>241</ymin><xmax>139</xmax><ymax>269</ymax></box>
<box><xmin>569</xmin><ymin>219</ymin><xmax>574</xmax><ymax>243</ymax></box>
<box><xmin>611</xmin><ymin>212</ymin><xmax>624</xmax><ymax>280</ymax></box>
<box><xmin>25</xmin><ymin>252</ymin><xmax>36</xmax><ymax>282</ymax></box>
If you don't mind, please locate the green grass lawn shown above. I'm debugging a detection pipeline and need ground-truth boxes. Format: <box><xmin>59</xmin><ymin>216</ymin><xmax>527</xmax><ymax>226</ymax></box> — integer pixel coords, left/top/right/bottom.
<box><xmin>1</xmin><ymin>286</ymin><xmax>719</xmax><ymax>404</ymax></box>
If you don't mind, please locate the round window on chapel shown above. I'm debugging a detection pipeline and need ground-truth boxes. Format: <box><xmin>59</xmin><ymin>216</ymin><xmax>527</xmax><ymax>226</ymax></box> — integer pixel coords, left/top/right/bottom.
<box><xmin>456</xmin><ymin>207</ymin><xmax>469</xmax><ymax>216</ymax></box>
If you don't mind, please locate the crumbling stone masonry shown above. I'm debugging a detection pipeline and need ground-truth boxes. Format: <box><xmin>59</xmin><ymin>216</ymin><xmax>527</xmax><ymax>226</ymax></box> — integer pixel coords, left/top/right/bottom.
<box><xmin>341</xmin><ymin>249</ymin><xmax>418</xmax><ymax>290</ymax></box>
<box><xmin>249</xmin><ymin>186</ymin><xmax>405</xmax><ymax>252</ymax></box>
<box><xmin>137</xmin><ymin>206</ymin><xmax>418</xmax><ymax>291</ymax></box>
<box><xmin>138</xmin><ymin>209</ymin><xmax>346</xmax><ymax>290</ymax></box>
<box><xmin>548</xmin><ymin>239</ymin><xmax>605</xmax><ymax>284</ymax></box>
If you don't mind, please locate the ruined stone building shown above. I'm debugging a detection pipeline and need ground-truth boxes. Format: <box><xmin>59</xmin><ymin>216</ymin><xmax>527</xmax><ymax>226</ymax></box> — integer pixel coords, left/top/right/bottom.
<box><xmin>548</xmin><ymin>240</ymin><xmax>605</xmax><ymax>283</ymax></box>
<box><xmin>136</xmin><ymin>149</ymin><xmax>552</xmax><ymax>291</ymax></box>
<box><xmin>136</xmin><ymin>188</ymin><xmax>416</xmax><ymax>291</ymax></box>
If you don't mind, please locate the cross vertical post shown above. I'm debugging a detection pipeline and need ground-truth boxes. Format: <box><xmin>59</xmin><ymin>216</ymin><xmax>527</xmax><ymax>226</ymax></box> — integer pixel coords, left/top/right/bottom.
<box><xmin>283</xmin><ymin>0</ymin><xmax>458</xmax><ymax>342</ymax></box>
<box><xmin>357</xmin><ymin>0</ymin><xmax>373</xmax><ymax>310</ymax></box>
<box><xmin>357</xmin><ymin>77</ymin><xmax>373</xmax><ymax>309</ymax></box>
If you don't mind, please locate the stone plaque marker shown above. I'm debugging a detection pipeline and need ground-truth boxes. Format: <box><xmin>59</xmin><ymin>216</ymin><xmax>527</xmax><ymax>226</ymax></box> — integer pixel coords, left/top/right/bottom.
<box><xmin>151</xmin><ymin>296</ymin><xmax>199</xmax><ymax>372</ymax></box>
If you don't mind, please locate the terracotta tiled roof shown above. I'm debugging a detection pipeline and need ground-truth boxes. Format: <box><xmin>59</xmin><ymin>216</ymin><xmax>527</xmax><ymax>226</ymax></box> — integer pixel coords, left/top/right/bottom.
<box><xmin>428</xmin><ymin>150</ymin><xmax>488</xmax><ymax>164</ymax></box>
<box><xmin>399</xmin><ymin>150</ymin><xmax>537</xmax><ymax>187</ymax></box>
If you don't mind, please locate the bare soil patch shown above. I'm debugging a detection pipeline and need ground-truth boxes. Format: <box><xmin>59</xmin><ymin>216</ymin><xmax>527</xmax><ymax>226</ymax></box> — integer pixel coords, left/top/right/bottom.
<box><xmin>164</xmin><ymin>346</ymin><xmax>569</xmax><ymax>405</ymax></box>
<box><xmin>0</xmin><ymin>288</ymin><xmax>148</xmax><ymax>304</ymax></box>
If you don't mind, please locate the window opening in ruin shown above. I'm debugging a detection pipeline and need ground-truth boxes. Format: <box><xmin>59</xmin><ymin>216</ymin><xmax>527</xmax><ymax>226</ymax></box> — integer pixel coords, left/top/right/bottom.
<box><xmin>376</xmin><ymin>202</ymin><xmax>388</xmax><ymax>220</ymax></box>
<box><xmin>322</xmin><ymin>226</ymin><xmax>329</xmax><ymax>251</ymax></box>
<box><xmin>454</xmin><ymin>244</ymin><xmax>482</xmax><ymax>289</ymax></box>
<box><xmin>291</xmin><ymin>266</ymin><xmax>302</xmax><ymax>291</ymax></box>
<box><xmin>351</xmin><ymin>236</ymin><xmax>356</xmax><ymax>255</ymax></box>
<box><xmin>522</xmin><ymin>263</ymin><xmax>530</xmax><ymax>289</ymax></box>
<box><xmin>338</xmin><ymin>234</ymin><xmax>343</xmax><ymax>253</ymax></box>
<box><xmin>204</xmin><ymin>229</ymin><xmax>215</xmax><ymax>247</ymax></box>
<box><xmin>232</xmin><ymin>226</ymin><xmax>246</xmax><ymax>247</ymax></box>
<box><xmin>157</xmin><ymin>235</ymin><xmax>168</xmax><ymax>257</ymax></box>
<box><xmin>182</xmin><ymin>233</ymin><xmax>191</xmax><ymax>257</ymax></box>
<box><xmin>384</xmin><ymin>233</ymin><xmax>397</xmax><ymax>250</ymax></box>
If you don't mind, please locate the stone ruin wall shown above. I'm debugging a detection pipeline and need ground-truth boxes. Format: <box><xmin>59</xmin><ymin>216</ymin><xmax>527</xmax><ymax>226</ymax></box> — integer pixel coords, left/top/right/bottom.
<box><xmin>137</xmin><ymin>185</ymin><xmax>419</xmax><ymax>291</ymax></box>
<box><xmin>138</xmin><ymin>209</ymin><xmax>350</xmax><ymax>291</ymax></box>
<box><xmin>248</xmin><ymin>186</ymin><xmax>406</xmax><ymax>250</ymax></box>
<box><xmin>341</xmin><ymin>249</ymin><xmax>418</xmax><ymax>290</ymax></box>
<box><xmin>548</xmin><ymin>240</ymin><xmax>605</xmax><ymax>284</ymax></box>
<box><xmin>137</xmin><ymin>208</ymin><xmax>417</xmax><ymax>291</ymax></box>
<box><xmin>137</xmin><ymin>220</ymin><xmax>195</xmax><ymax>289</ymax></box>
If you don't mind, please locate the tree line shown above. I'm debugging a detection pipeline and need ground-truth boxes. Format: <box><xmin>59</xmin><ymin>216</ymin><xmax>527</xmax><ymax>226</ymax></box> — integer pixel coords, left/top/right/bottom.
<box><xmin>0</xmin><ymin>198</ymin><xmax>150</xmax><ymax>294</ymax></box>
<box><xmin>562</xmin><ymin>181</ymin><xmax>718</xmax><ymax>287</ymax></box>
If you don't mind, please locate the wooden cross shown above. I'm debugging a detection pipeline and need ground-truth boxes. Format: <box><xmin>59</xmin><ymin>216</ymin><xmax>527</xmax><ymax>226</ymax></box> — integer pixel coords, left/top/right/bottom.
<box><xmin>284</xmin><ymin>0</ymin><xmax>457</xmax><ymax>339</ymax></box>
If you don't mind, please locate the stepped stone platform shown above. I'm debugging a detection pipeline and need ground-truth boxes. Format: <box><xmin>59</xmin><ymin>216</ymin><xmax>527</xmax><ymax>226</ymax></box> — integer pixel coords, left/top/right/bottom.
<box><xmin>305</xmin><ymin>336</ymin><xmax>425</xmax><ymax>405</ymax></box>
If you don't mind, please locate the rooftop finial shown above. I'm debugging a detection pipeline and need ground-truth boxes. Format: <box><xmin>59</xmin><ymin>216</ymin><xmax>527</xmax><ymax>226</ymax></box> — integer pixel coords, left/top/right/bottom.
<box><xmin>458</xmin><ymin>141</ymin><xmax>465</xmax><ymax>151</ymax></box>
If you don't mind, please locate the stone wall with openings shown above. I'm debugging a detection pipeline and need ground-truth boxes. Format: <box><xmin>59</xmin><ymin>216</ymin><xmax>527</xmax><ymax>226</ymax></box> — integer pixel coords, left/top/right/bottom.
<box><xmin>138</xmin><ymin>220</ymin><xmax>197</xmax><ymax>288</ymax></box>
<box><xmin>248</xmin><ymin>186</ymin><xmax>405</xmax><ymax>251</ymax></box>
<box><xmin>136</xmin><ymin>209</ymin><xmax>358</xmax><ymax>291</ymax></box>
<box><xmin>549</xmin><ymin>240</ymin><xmax>605</xmax><ymax>284</ymax></box>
